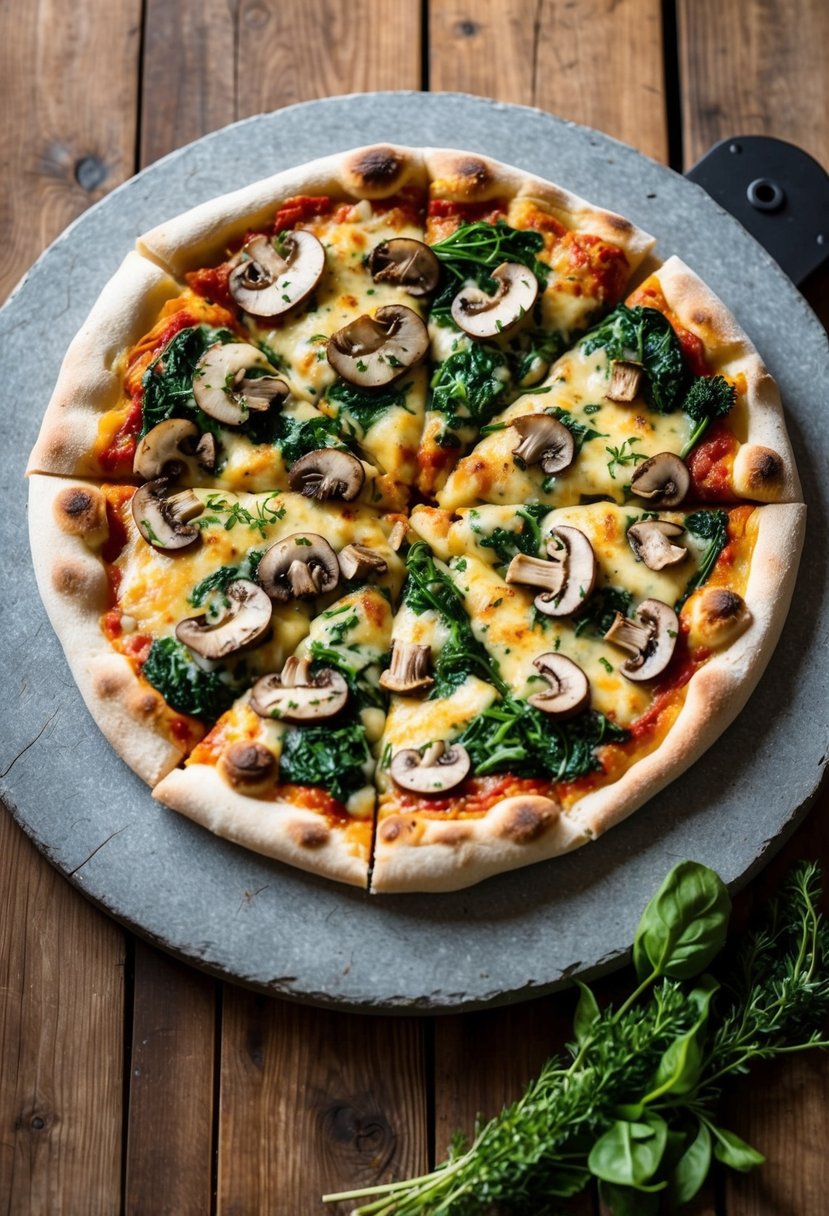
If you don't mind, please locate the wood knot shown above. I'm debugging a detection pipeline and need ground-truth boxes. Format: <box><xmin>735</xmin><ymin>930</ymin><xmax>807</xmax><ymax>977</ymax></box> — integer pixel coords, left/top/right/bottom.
<box><xmin>15</xmin><ymin>1108</ymin><xmax>54</xmax><ymax>1134</ymax></box>
<box><xmin>322</xmin><ymin>1100</ymin><xmax>395</xmax><ymax>1167</ymax></box>
<box><xmin>456</xmin><ymin>19</ymin><xmax>479</xmax><ymax>36</ymax></box>
<box><xmin>243</xmin><ymin>3</ymin><xmax>270</xmax><ymax>29</ymax></box>
<box><xmin>74</xmin><ymin>156</ymin><xmax>107</xmax><ymax>191</ymax></box>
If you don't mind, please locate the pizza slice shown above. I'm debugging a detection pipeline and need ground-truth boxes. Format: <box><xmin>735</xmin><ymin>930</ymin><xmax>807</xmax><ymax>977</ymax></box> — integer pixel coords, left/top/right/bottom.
<box><xmin>28</xmin><ymin>474</ymin><xmax>404</xmax><ymax>789</ymax></box>
<box><xmin>370</xmin><ymin>496</ymin><xmax>804</xmax><ymax>892</ymax></box>
<box><xmin>415</xmin><ymin>149</ymin><xmax>656</xmax><ymax>494</ymax></box>
<box><xmin>437</xmin><ymin>256</ymin><xmax>801</xmax><ymax>511</ymax></box>
<box><xmin>137</xmin><ymin>146</ymin><xmax>435</xmax><ymax>494</ymax></box>
<box><xmin>152</xmin><ymin>581</ymin><xmax>395</xmax><ymax>889</ymax></box>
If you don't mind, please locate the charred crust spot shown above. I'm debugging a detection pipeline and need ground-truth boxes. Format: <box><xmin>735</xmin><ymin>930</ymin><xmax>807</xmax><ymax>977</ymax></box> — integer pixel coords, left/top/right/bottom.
<box><xmin>290</xmin><ymin>821</ymin><xmax>330</xmax><ymax>849</ymax></box>
<box><xmin>690</xmin><ymin>309</ymin><xmax>710</xmax><ymax>327</ymax></box>
<box><xmin>130</xmin><ymin>690</ymin><xmax>161</xmax><ymax>719</ymax></box>
<box><xmin>704</xmin><ymin>589</ymin><xmax>744</xmax><ymax>622</ymax></box>
<box><xmin>455</xmin><ymin>157</ymin><xmax>491</xmax><ymax>195</ymax></box>
<box><xmin>378</xmin><ymin>815</ymin><xmax>422</xmax><ymax>845</ymax></box>
<box><xmin>748</xmin><ymin>448</ymin><xmax>782</xmax><ymax>485</ymax></box>
<box><xmin>54</xmin><ymin>486</ymin><xmax>105</xmax><ymax>534</ymax></box>
<box><xmin>437</xmin><ymin>824</ymin><xmax>470</xmax><ymax>845</ymax></box>
<box><xmin>350</xmin><ymin>147</ymin><xmax>403</xmax><ymax>189</ymax></box>
<box><xmin>606</xmin><ymin>214</ymin><xmax>633</xmax><ymax>235</ymax></box>
<box><xmin>221</xmin><ymin>741</ymin><xmax>275</xmax><ymax>786</ymax></box>
<box><xmin>51</xmin><ymin>560</ymin><xmax>87</xmax><ymax>596</ymax></box>
<box><xmin>93</xmin><ymin>672</ymin><xmax>128</xmax><ymax>699</ymax></box>
<box><xmin>498</xmin><ymin>799</ymin><xmax>558</xmax><ymax>843</ymax></box>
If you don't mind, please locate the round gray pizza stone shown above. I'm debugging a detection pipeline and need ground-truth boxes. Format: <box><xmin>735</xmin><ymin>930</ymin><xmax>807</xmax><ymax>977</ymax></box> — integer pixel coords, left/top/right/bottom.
<box><xmin>2</xmin><ymin>93</ymin><xmax>827</xmax><ymax>1012</ymax></box>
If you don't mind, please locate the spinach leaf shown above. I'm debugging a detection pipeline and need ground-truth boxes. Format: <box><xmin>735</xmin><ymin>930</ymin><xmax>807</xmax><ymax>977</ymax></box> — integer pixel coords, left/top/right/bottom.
<box><xmin>574</xmin><ymin>585</ymin><xmax>635</xmax><ymax>638</ymax></box>
<box><xmin>670</xmin><ymin>1120</ymin><xmax>712</xmax><ymax>1205</ymax></box>
<box><xmin>588</xmin><ymin>1111</ymin><xmax>669</xmax><ymax>1189</ymax></box>
<box><xmin>676</xmin><ymin>510</ymin><xmax>730</xmax><ymax>608</ymax></box>
<box><xmin>430</xmin><ymin>218</ymin><xmax>549</xmax><ymax>324</ymax></box>
<box><xmin>430</xmin><ymin>343</ymin><xmax>510</xmax><ymax>432</ymax></box>
<box><xmin>187</xmin><ymin>550</ymin><xmax>264</xmax><ymax>608</ymax></box>
<box><xmin>278</xmin><ymin>722</ymin><xmax>370</xmax><ymax>806</ymax></box>
<box><xmin>632</xmin><ymin>859</ymin><xmax>731</xmax><ymax>981</ymax></box>
<box><xmin>478</xmin><ymin>504</ymin><xmax>549</xmax><ymax>564</ymax></box>
<box><xmin>271</xmin><ymin>413</ymin><xmax>350</xmax><ymax>466</ymax></box>
<box><xmin>140</xmin><ymin>325</ymin><xmax>236</xmax><ymax>437</ymax></box>
<box><xmin>326</xmin><ymin>379</ymin><xmax>411</xmax><ymax>434</ymax></box>
<box><xmin>141</xmin><ymin>636</ymin><xmax>241</xmax><ymax>719</ymax></box>
<box><xmin>581</xmin><ymin>305</ymin><xmax>688</xmax><ymax>414</ymax></box>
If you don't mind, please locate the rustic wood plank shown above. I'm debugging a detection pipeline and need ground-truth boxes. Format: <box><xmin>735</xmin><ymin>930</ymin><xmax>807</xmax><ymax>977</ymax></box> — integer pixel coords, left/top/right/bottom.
<box><xmin>434</xmin><ymin>994</ymin><xmax>595</xmax><ymax>1213</ymax></box>
<box><xmin>429</xmin><ymin>0</ymin><xmax>668</xmax><ymax>163</ymax></box>
<box><xmin>217</xmin><ymin>990</ymin><xmax>428</xmax><ymax>1214</ymax></box>
<box><xmin>0</xmin><ymin>812</ymin><xmax>125</xmax><ymax>1215</ymax></box>
<box><xmin>0</xmin><ymin>0</ymin><xmax>142</xmax><ymax>303</ymax></box>
<box><xmin>124</xmin><ymin>941</ymin><xmax>217</xmax><ymax>1216</ymax></box>
<box><xmin>234</xmin><ymin>0</ymin><xmax>422</xmax><ymax>117</ymax></box>
<box><xmin>140</xmin><ymin>0</ymin><xmax>236</xmax><ymax>166</ymax></box>
<box><xmin>678</xmin><ymin>0</ymin><xmax>829</xmax><ymax>172</ymax></box>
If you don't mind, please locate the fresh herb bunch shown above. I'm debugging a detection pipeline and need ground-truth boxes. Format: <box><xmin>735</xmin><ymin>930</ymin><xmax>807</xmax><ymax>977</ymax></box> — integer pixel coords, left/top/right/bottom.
<box><xmin>325</xmin><ymin>861</ymin><xmax>829</xmax><ymax>1215</ymax></box>
<box><xmin>140</xmin><ymin>325</ymin><xmax>235</xmax><ymax>438</ymax></box>
<box><xmin>141</xmin><ymin>636</ymin><xmax>242</xmax><ymax>719</ymax></box>
<box><xmin>429</xmin><ymin>219</ymin><xmax>549</xmax><ymax>324</ymax></box>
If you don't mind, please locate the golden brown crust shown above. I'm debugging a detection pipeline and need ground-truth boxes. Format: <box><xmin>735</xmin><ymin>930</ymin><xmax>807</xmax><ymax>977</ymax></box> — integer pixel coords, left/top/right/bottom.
<box><xmin>152</xmin><ymin>766</ymin><xmax>371</xmax><ymax>889</ymax></box>
<box><xmin>28</xmin><ymin>474</ymin><xmax>187</xmax><ymax>786</ymax></box>
<box><xmin>650</xmin><ymin>256</ymin><xmax>802</xmax><ymax>502</ymax></box>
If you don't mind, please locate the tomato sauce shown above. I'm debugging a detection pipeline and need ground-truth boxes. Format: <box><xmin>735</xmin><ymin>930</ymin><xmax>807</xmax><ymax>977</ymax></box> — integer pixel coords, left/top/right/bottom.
<box><xmin>274</xmin><ymin>195</ymin><xmax>332</xmax><ymax>231</ymax></box>
<box><xmin>687</xmin><ymin>420</ymin><xmax>739</xmax><ymax>501</ymax></box>
<box><xmin>388</xmin><ymin>774</ymin><xmax>556</xmax><ymax>820</ymax></box>
<box><xmin>556</xmin><ymin>232</ymin><xmax>630</xmax><ymax>306</ymax></box>
<box><xmin>185</xmin><ymin>263</ymin><xmax>235</xmax><ymax>310</ymax></box>
<box><xmin>426</xmin><ymin>197</ymin><xmax>508</xmax><ymax>242</ymax></box>
<box><xmin>99</xmin><ymin>395</ymin><xmax>143</xmax><ymax>473</ymax></box>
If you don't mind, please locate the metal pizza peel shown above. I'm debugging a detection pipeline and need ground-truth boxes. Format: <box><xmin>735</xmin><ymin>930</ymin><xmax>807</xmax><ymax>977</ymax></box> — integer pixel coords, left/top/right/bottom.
<box><xmin>2</xmin><ymin>93</ymin><xmax>827</xmax><ymax>1012</ymax></box>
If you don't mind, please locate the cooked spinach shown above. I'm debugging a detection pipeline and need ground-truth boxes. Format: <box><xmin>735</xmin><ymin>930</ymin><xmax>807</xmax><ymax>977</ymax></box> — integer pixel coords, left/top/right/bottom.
<box><xmin>140</xmin><ymin>325</ymin><xmax>236</xmax><ymax>437</ymax></box>
<box><xmin>680</xmin><ymin>375</ymin><xmax>736</xmax><ymax>456</ymax></box>
<box><xmin>278</xmin><ymin>722</ymin><xmax>370</xmax><ymax>805</ymax></box>
<box><xmin>429</xmin><ymin>219</ymin><xmax>549</xmax><ymax>325</ymax></box>
<box><xmin>574</xmin><ymin>585</ymin><xmax>635</xmax><ymax>638</ymax></box>
<box><xmin>478</xmin><ymin>504</ymin><xmax>549</xmax><ymax>564</ymax></box>
<box><xmin>272</xmin><ymin>413</ymin><xmax>350</xmax><ymax>465</ymax></box>
<box><xmin>676</xmin><ymin>510</ymin><xmax>730</xmax><ymax>607</ymax></box>
<box><xmin>326</xmin><ymin>379</ymin><xmax>411</xmax><ymax>434</ymax></box>
<box><xmin>141</xmin><ymin>637</ymin><xmax>241</xmax><ymax>719</ymax></box>
<box><xmin>430</xmin><ymin>343</ymin><xmax>510</xmax><ymax>432</ymax></box>
<box><xmin>581</xmin><ymin>305</ymin><xmax>688</xmax><ymax>414</ymax></box>
<box><xmin>187</xmin><ymin>550</ymin><xmax>264</xmax><ymax>609</ymax></box>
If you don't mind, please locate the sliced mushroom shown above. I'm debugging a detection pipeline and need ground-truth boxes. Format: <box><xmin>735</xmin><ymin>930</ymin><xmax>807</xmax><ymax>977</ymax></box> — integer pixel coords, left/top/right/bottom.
<box><xmin>388</xmin><ymin>519</ymin><xmax>408</xmax><ymax>551</ymax></box>
<box><xmin>368</xmin><ymin>238</ymin><xmax>440</xmax><ymax>296</ymax></box>
<box><xmin>604</xmin><ymin>598</ymin><xmax>678</xmax><ymax>682</ymax></box>
<box><xmin>131</xmin><ymin>478</ymin><xmax>203</xmax><ymax>550</ymax></box>
<box><xmin>133</xmin><ymin>418</ymin><xmax>199</xmax><ymax>480</ymax></box>
<box><xmin>506</xmin><ymin>526</ymin><xmax>597</xmax><ymax>617</ymax></box>
<box><xmin>390</xmin><ymin>740</ymin><xmax>470</xmax><ymax>794</ymax></box>
<box><xmin>288</xmin><ymin>448</ymin><xmax>365</xmax><ymax>502</ymax></box>
<box><xmin>338</xmin><ymin>543</ymin><xmax>388</xmax><ymax>580</ymax></box>
<box><xmin>379</xmin><ymin>642</ymin><xmax>433</xmax><ymax>693</ymax></box>
<box><xmin>630</xmin><ymin>452</ymin><xmax>690</xmax><ymax>508</ymax></box>
<box><xmin>512</xmin><ymin>414</ymin><xmax>575</xmax><ymax>474</ymax></box>
<box><xmin>327</xmin><ymin>305</ymin><xmax>429</xmax><ymax>388</ymax></box>
<box><xmin>229</xmin><ymin>231</ymin><xmax>325</xmax><ymax>317</ymax></box>
<box><xmin>175</xmin><ymin>579</ymin><xmax>272</xmax><ymax>659</ymax></box>
<box><xmin>220</xmin><ymin>741</ymin><xmax>276</xmax><ymax>786</ymax></box>
<box><xmin>527</xmin><ymin>653</ymin><xmax>590</xmax><ymax>718</ymax></box>
<box><xmin>192</xmin><ymin>343</ymin><xmax>288</xmax><ymax>426</ymax></box>
<box><xmin>195</xmin><ymin>432</ymin><xmax>219</xmax><ymax>473</ymax></box>
<box><xmin>606</xmin><ymin>360</ymin><xmax>644</xmax><ymax>403</ymax></box>
<box><xmin>627</xmin><ymin>519</ymin><xmax>688</xmax><ymax>571</ymax></box>
<box><xmin>249</xmin><ymin>661</ymin><xmax>349</xmax><ymax>722</ymax></box>
<box><xmin>257</xmin><ymin>533</ymin><xmax>340</xmax><ymax>603</ymax></box>
<box><xmin>450</xmin><ymin>262</ymin><xmax>538</xmax><ymax>339</ymax></box>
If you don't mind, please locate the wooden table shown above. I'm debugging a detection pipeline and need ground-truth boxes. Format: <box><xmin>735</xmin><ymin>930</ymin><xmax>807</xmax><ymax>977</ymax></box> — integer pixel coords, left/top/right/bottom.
<box><xmin>2</xmin><ymin>3</ymin><xmax>828</xmax><ymax>1212</ymax></box>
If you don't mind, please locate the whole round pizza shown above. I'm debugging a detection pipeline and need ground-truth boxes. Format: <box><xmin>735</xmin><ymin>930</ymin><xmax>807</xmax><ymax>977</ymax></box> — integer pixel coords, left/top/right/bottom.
<box><xmin>26</xmin><ymin>144</ymin><xmax>805</xmax><ymax>893</ymax></box>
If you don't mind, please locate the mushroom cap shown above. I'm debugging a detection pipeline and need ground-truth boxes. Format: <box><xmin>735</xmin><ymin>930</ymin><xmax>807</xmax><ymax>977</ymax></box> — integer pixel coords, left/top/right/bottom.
<box><xmin>450</xmin><ymin>262</ymin><xmax>538</xmax><ymax>340</ymax></box>
<box><xmin>131</xmin><ymin>478</ymin><xmax>203</xmax><ymax>551</ymax></box>
<box><xmin>249</xmin><ymin>665</ymin><xmax>349</xmax><ymax>723</ymax></box>
<box><xmin>368</xmin><ymin>238</ymin><xmax>440</xmax><ymax>296</ymax></box>
<box><xmin>527</xmin><ymin>653</ymin><xmax>590</xmax><ymax>718</ymax></box>
<box><xmin>512</xmin><ymin>414</ymin><xmax>575</xmax><ymax>473</ymax></box>
<box><xmin>327</xmin><ymin>305</ymin><xmax>429</xmax><ymax>388</ymax></box>
<box><xmin>229</xmin><ymin>231</ymin><xmax>325</xmax><ymax>318</ymax></box>
<box><xmin>390</xmin><ymin>740</ymin><xmax>471</xmax><ymax>794</ymax></box>
<box><xmin>537</xmin><ymin>526</ymin><xmax>598</xmax><ymax>616</ymax></box>
<box><xmin>627</xmin><ymin>518</ymin><xmax>688</xmax><ymax>571</ymax></box>
<box><xmin>192</xmin><ymin>343</ymin><xmax>284</xmax><ymax>426</ymax></box>
<box><xmin>630</xmin><ymin>452</ymin><xmax>690</xmax><ymax>508</ymax></box>
<box><xmin>175</xmin><ymin>579</ymin><xmax>272</xmax><ymax>660</ymax></box>
<box><xmin>257</xmin><ymin>533</ymin><xmax>340</xmax><ymax>603</ymax></box>
<box><xmin>287</xmin><ymin>448</ymin><xmax>365</xmax><ymax>502</ymax></box>
<box><xmin>133</xmin><ymin>418</ymin><xmax>199</xmax><ymax>481</ymax></box>
<box><xmin>604</xmin><ymin>597</ymin><xmax>679</xmax><ymax>682</ymax></box>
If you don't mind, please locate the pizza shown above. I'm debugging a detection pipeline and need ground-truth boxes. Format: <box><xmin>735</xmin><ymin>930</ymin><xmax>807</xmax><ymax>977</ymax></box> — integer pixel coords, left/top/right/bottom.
<box><xmin>26</xmin><ymin>144</ymin><xmax>805</xmax><ymax>893</ymax></box>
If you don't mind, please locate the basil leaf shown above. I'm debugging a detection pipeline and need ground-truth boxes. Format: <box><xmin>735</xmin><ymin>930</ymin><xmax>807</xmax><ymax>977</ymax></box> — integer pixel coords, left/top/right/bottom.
<box><xmin>633</xmin><ymin>860</ymin><xmax>731</xmax><ymax>981</ymax></box>
<box><xmin>671</xmin><ymin>1121</ymin><xmax>712</xmax><ymax>1205</ymax></box>
<box><xmin>710</xmin><ymin>1125</ymin><xmax>765</xmax><ymax>1172</ymax></box>
<box><xmin>573</xmin><ymin>981</ymin><xmax>601</xmax><ymax>1045</ymax></box>
<box><xmin>588</xmin><ymin>1112</ymin><xmax>669</xmax><ymax>1189</ymax></box>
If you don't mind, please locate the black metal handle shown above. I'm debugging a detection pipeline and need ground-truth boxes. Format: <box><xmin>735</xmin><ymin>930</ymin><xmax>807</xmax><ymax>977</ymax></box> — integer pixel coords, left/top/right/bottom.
<box><xmin>685</xmin><ymin>136</ymin><xmax>829</xmax><ymax>288</ymax></box>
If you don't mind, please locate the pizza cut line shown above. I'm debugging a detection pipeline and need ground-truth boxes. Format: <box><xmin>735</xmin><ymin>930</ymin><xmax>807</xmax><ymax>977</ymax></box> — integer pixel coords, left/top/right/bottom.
<box><xmin>27</xmin><ymin>144</ymin><xmax>806</xmax><ymax>893</ymax></box>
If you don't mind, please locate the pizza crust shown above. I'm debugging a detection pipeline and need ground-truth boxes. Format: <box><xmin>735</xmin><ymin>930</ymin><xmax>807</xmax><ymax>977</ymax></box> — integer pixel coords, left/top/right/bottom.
<box><xmin>28</xmin><ymin>474</ymin><xmax>189</xmax><ymax>786</ymax></box>
<box><xmin>152</xmin><ymin>765</ymin><xmax>372</xmax><ymax>889</ymax></box>
<box><xmin>647</xmin><ymin>256</ymin><xmax>802</xmax><ymax>503</ymax></box>
<box><xmin>26</xmin><ymin>253</ymin><xmax>184</xmax><ymax>479</ymax></box>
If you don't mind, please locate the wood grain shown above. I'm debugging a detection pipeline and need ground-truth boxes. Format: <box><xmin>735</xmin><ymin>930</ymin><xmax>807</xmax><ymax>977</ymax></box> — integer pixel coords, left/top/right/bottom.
<box><xmin>124</xmin><ymin>941</ymin><xmax>217</xmax><ymax>1216</ymax></box>
<box><xmin>0</xmin><ymin>814</ymin><xmax>125</xmax><ymax>1215</ymax></box>
<box><xmin>0</xmin><ymin>0</ymin><xmax>142</xmax><ymax>303</ymax></box>
<box><xmin>678</xmin><ymin>0</ymin><xmax>829</xmax><ymax>172</ymax></box>
<box><xmin>217</xmin><ymin>990</ymin><xmax>428</xmax><ymax>1214</ymax></box>
<box><xmin>429</xmin><ymin>0</ymin><xmax>668</xmax><ymax>163</ymax></box>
